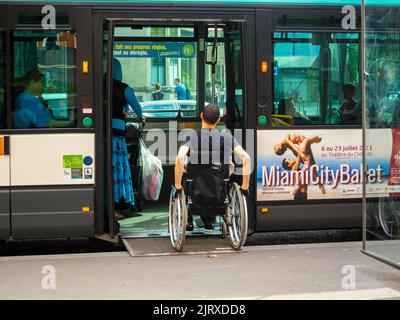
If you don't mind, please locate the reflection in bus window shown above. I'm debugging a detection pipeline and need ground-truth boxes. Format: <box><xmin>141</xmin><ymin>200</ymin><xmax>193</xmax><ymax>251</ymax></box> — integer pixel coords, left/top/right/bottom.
<box><xmin>365</xmin><ymin>28</ymin><xmax>400</xmax><ymax>128</ymax></box>
<box><xmin>273</xmin><ymin>32</ymin><xmax>360</xmax><ymax>126</ymax></box>
<box><xmin>0</xmin><ymin>32</ymin><xmax>5</xmax><ymax>129</ymax></box>
<box><xmin>113</xmin><ymin>26</ymin><xmax>197</xmax><ymax>119</ymax></box>
<box><xmin>12</xmin><ymin>30</ymin><xmax>77</xmax><ymax>128</ymax></box>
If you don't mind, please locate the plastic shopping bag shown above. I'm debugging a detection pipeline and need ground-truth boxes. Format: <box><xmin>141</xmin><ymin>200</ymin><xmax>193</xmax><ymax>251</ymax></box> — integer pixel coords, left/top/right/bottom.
<box><xmin>139</xmin><ymin>139</ymin><xmax>164</xmax><ymax>201</ymax></box>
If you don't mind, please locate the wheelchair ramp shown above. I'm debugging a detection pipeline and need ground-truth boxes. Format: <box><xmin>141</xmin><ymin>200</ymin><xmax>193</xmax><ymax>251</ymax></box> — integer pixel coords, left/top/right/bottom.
<box><xmin>122</xmin><ymin>236</ymin><xmax>244</xmax><ymax>257</ymax></box>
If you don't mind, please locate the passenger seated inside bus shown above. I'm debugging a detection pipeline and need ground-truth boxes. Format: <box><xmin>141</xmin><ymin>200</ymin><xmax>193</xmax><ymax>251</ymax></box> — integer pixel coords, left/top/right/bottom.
<box><xmin>338</xmin><ymin>83</ymin><xmax>360</xmax><ymax>125</ymax></box>
<box><xmin>174</xmin><ymin>104</ymin><xmax>251</xmax><ymax>231</ymax></box>
<box><xmin>278</xmin><ymin>98</ymin><xmax>311</xmax><ymax>125</ymax></box>
<box><xmin>13</xmin><ymin>70</ymin><xmax>74</xmax><ymax>128</ymax></box>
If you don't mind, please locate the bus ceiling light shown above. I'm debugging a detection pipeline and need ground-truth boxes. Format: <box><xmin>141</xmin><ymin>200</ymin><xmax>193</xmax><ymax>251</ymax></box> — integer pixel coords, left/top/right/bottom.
<box><xmin>82</xmin><ymin>60</ymin><xmax>89</xmax><ymax>74</ymax></box>
<box><xmin>261</xmin><ymin>61</ymin><xmax>268</xmax><ymax>74</ymax></box>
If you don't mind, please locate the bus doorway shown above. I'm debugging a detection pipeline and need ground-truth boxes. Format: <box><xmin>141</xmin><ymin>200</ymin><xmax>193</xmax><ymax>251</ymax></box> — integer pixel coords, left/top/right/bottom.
<box><xmin>100</xmin><ymin>19</ymin><xmax>246</xmax><ymax>240</ymax></box>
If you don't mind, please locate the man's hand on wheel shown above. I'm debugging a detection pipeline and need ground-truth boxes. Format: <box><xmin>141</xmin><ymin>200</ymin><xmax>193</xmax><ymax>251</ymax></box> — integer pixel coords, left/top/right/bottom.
<box><xmin>172</xmin><ymin>185</ymin><xmax>182</xmax><ymax>199</ymax></box>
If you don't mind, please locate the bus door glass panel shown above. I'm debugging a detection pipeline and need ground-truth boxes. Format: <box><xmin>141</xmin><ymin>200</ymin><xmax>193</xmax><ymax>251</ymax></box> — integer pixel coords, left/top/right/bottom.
<box><xmin>225</xmin><ymin>24</ymin><xmax>244</xmax><ymax>131</ymax></box>
<box><xmin>205</xmin><ymin>26</ymin><xmax>226</xmax><ymax>115</ymax></box>
<box><xmin>272</xmin><ymin>32</ymin><xmax>360</xmax><ymax>126</ymax></box>
<box><xmin>205</xmin><ymin>24</ymin><xmax>244</xmax><ymax>131</ymax></box>
<box><xmin>11</xmin><ymin>30</ymin><xmax>77</xmax><ymax>129</ymax></box>
<box><xmin>114</xmin><ymin>25</ymin><xmax>198</xmax><ymax>162</ymax></box>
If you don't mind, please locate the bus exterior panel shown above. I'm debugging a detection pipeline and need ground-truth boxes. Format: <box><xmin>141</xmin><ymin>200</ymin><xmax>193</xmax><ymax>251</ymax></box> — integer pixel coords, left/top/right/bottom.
<box><xmin>0</xmin><ymin>0</ymin><xmax>371</xmax><ymax>241</ymax></box>
<box><xmin>6</xmin><ymin>134</ymin><xmax>95</xmax><ymax>239</ymax></box>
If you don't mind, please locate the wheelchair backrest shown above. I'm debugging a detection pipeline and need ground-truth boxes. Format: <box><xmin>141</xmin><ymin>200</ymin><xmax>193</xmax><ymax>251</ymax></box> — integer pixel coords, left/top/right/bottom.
<box><xmin>186</xmin><ymin>163</ymin><xmax>229</xmax><ymax>208</ymax></box>
<box><xmin>185</xmin><ymin>129</ymin><xmax>232</xmax><ymax>208</ymax></box>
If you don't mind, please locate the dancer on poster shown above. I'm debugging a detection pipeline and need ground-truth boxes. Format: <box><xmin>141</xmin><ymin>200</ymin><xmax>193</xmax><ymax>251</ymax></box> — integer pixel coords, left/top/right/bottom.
<box><xmin>274</xmin><ymin>133</ymin><xmax>326</xmax><ymax>200</ymax></box>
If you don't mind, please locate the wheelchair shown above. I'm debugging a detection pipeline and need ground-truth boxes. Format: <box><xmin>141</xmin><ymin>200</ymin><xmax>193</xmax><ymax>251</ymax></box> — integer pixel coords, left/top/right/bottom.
<box><xmin>169</xmin><ymin>159</ymin><xmax>248</xmax><ymax>252</ymax></box>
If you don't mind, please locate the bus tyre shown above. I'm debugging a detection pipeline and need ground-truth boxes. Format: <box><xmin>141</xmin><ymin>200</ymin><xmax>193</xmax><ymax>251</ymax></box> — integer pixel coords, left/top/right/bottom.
<box><xmin>228</xmin><ymin>182</ymin><xmax>248</xmax><ymax>250</ymax></box>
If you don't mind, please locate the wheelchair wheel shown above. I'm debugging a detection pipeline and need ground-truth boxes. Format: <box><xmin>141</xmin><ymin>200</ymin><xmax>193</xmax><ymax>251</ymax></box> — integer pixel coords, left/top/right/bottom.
<box><xmin>169</xmin><ymin>189</ymin><xmax>187</xmax><ymax>252</ymax></box>
<box><xmin>227</xmin><ymin>182</ymin><xmax>248</xmax><ymax>250</ymax></box>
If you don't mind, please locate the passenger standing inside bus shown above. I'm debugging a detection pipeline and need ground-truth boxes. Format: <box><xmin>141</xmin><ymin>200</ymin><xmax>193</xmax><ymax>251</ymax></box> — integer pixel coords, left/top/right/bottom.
<box><xmin>13</xmin><ymin>70</ymin><xmax>74</xmax><ymax>128</ymax></box>
<box><xmin>112</xmin><ymin>58</ymin><xmax>144</xmax><ymax>219</ymax></box>
<box><xmin>174</xmin><ymin>78</ymin><xmax>188</xmax><ymax>100</ymax></box>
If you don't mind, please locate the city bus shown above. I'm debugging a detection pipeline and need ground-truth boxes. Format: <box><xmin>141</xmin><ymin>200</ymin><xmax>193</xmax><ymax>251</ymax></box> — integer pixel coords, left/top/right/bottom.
<box><xmin>0</xmin><ymin>0</ymin><xmax>378</xmax><ymax>247</ymax></box>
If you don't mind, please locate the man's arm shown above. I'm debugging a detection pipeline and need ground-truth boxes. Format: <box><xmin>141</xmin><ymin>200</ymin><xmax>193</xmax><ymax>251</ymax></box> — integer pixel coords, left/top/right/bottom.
<box><xmin>348</xmin><ymin>102</ymin><xmax>359</xmax><ymax>115</ymax></box>
<box><xmin>175</xmin><ymin>145</ymin><xmax>190</xmax><ymax>189</ymax></box>
<box><xmin>233</xmin><ymin>145</ymin><xmax>251</xmax><ymax>191</ymax></box>
<box><xmin>125</xmin><ymin>87</ymin><xmax>143</xmax><ymax>119</ymax></box>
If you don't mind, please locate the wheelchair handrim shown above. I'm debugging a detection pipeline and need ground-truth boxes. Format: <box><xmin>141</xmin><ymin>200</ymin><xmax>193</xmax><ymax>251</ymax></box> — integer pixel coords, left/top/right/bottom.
<box><xmin>169</xmin><ymin>191</ymin><xmax>186</xmax><ymax>251</ymax></box>
<box><xmin>228</xmin><ymin>183</ymin><xmax>248</xmax><ymax>250</ymax></box>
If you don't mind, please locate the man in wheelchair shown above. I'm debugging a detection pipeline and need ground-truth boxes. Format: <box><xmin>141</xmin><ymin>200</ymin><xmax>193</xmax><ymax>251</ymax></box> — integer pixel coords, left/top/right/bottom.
<box><xmin>173</xmin><ymin>104</ymin><xmax>251</xmax><ymax>231</ymax></box>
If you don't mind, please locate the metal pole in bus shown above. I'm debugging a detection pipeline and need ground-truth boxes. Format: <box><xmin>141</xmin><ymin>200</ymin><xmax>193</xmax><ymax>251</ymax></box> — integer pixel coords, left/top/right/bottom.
<box><xmin>211</xmin><ymin>24</ymin><xmax>218</xmax><ymax>105</ymax></box>
<box><xmin>107</xmin><ymin>20</ymin><xmax>116</xmax><ymax>236</ymax></box>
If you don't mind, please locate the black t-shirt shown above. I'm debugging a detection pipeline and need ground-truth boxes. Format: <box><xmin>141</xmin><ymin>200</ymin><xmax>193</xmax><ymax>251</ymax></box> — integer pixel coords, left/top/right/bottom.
<box><xmin>183</xmin><ymin>128</ymin><xmax>239</xmax><ymax>165</ymax></box>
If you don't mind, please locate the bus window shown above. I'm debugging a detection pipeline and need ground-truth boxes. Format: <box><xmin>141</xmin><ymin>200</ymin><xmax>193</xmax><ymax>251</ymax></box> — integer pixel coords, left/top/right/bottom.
<box><xmin>273</xmin><ymin>32</ymin><xmax>360</xmax><ymax>126</ymax></box>
<box><xmin>0</xmin><ymin>32</ymin><xmax>5</xmax><ymax>129</ymax></box>
<box><xmin>365</xmin><ymin>31</ymin><xmax>400</xmax><ymax>128</ymax></box>
<box><xmin>11</xmin><ymin>30</ymin><xmax>77</xmax><ymax>129</ymax></box>
<box><xmin>114</xmin><ymin>26</ymin><xmax>197</xmax><ymax>119</ymax></box>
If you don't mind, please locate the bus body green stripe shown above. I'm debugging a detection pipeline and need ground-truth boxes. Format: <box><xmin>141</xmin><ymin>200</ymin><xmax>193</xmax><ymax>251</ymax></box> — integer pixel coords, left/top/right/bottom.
<box><xmin>0</xmin><ymin>0</ymin><xmax>365</xmax><ymax>5</ymax></box>
<box><xmin>0</xmin><ymin>0</ymin><xmax>399</xmax><ymax>6</ymax></box>
<box><xmin>0</xmin><ymin>0</ymin><xmax>398</xmax><ymax>6</ymax></box>
<box><xmin>0</xmin><ymin>0</ymin><xmax>400</xmax><ymax>7</ymax></box>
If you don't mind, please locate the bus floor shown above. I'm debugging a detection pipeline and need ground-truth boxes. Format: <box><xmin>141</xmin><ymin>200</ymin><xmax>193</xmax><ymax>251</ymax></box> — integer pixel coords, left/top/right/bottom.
<box><xmin>117</xmin><ymin>202</ymin><xmax>223</xmax><ymax>238</ymax></box>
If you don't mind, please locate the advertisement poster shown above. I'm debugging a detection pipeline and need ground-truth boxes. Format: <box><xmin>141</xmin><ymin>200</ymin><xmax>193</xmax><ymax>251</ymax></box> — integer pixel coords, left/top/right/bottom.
<box><xmin>257</xmin><ymin>129</ymin><xmax>399</xmax><ymax>202</ymax></box>
<box><xmin>113</xmin><ymin>42</ymin><xmax>196</xmax><ymax>59</ymax></box>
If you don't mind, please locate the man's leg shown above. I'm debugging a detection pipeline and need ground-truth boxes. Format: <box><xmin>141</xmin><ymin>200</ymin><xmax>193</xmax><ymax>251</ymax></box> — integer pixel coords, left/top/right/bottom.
<box><xmin>187</xmin><ymin>212</ymin><xmax>194</xmax><ymax>231</ymax></box>
<box><xmin>200</xmin><ymin>215</ymin><xmax>216</xmax><ymax>230</ymax></box>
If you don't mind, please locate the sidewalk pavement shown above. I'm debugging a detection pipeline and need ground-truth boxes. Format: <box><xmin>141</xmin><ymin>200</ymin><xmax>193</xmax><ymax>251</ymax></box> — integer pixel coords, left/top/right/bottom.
<box><xmin>0</xmin><ymin>241</ymin><xmax>399</xmax><ymax>300</ymax></box>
